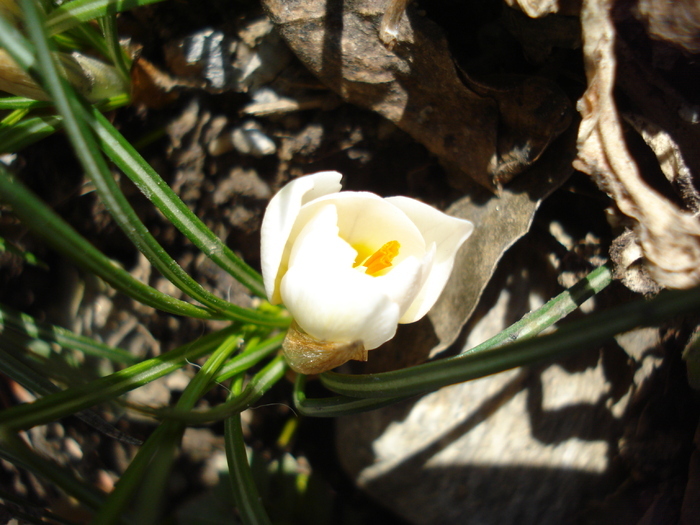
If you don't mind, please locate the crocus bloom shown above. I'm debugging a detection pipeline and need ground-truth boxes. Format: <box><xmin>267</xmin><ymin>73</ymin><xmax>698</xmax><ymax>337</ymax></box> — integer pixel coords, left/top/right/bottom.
<box><xmin>261</xmin><ymin>171</ymin><xmax>473</xmax><ymax>373</ymax></box>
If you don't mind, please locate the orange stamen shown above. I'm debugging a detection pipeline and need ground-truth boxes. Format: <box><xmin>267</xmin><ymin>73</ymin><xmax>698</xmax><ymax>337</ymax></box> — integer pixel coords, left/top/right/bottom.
<box><xmin>363</xmin><ymin>240</ymin><xmax>400</xmax><ymax>276</ymax></box>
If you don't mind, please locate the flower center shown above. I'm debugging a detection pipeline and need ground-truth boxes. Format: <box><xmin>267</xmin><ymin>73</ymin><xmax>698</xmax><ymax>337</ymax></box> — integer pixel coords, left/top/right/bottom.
<box><xmin>356</xmin><ymin>240</ymin><xmax>400</xmax><ymax>276</ymax></box>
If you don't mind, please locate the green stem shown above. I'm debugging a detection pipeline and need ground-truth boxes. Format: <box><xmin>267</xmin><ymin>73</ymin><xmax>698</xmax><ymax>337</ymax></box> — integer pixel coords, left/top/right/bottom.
<box><xmin>224</xmin><ymin>377</ymin><xmax>273</xmax><ymax>525</ymax></box>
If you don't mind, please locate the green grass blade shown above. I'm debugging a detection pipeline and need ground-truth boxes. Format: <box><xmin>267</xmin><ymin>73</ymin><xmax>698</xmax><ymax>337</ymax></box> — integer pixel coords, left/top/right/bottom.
<box><xmin>0</xmin><ymin>97</ymin><xmax>51</xmax><ymax>109</ymax></box>
<box><xmin>0</xmin><ymin>337</ymin><xmax>67</xmax><ymax>397</ymax></box>
<box><xmin>91</xmin><ymin>110</ymin><xmax>268</xmax><ymax>298</ymax></box>
<box><xmin>0</xmin><ymin>16</ymin><xmax>37</xmax><ymax>72</ymax></box>
<box><xmin>82</xmin><ymin>109</ymin><xmax>283</xmax><ymax>323</ymax></box>
<box><xmin>0</xmin><ymin>302</ymin><xmax>137</xmax><ymax>364</ymax></box>
<box><xmin>131</xmin><ymin>335</ymin><xmax>241</xmax><ymax>525</ymax></box>
<box><xmin>461</xmin><ymin>263</ymin><xmax>613</xmax><ymax>355</ymax></box>
<box><xmin>75</xmin><ymin>106</ymin><xmax>271</xmax><ymax>323</ymax></box>
<box><xmin>225</xmin><ymin>376</ymin><xmax>273</xmax><ymax>525</ymax></box>
<box><xmin>0</xmin><ymin>113</ymin><xmax>62</xmax><ymax>152</ymax></box>
<box><xmin>293</xmin><ymin>374</ymin><xmax>406</xmax><ymax>417</ymax></box>
<box><xmin>215</xmin><ymin>332</ymin><xmax>285</xmax><ymax>382</ymax></box>
<box><xmin>127</xmin><ymin>333</ymin><xmax>284</xmax><ymax>420</ymax></box>
<box><xmin>321</xmin><ymin>281</ymin><xmax>700</xmax><ymax>399</ymax></box>
<box><xmin>0</xmin><ymin>108</ymin><xmax>30</xmax><ymax>128</ymax></box>
<box><xmin>45</xmin><ymin>0</ymin><xmax>167</xmax><ymax>36</ymax></box>
<box><xmin>0</xmin><ymin>323</ymin><xmax>241</xmax><ymax>431</ymax></box>
<box><xmin>0</xmin><ymin>168</ymin><xmax>218</xmax><ymax>319</ymax></box>
<box><xmin>141</xmin><ymin>355</ymin><xmax>287</xmax><ymax>424</ymax></box>
<box><xmin>97</xmin><ymin>14</ymin><xmax>131</xmax><ymax>82</ymax></box>
<box><xmin>66</xmin><ymin>20</ymin><xmax>114</xmax><ymax>62</ymax></box>
<box><xmin>93</xmin><ymin>334</ymin><xmax>241</xmax><ymax>525</ymax></box>
<box><xmin>0</xmin><ymin>12</ymin><xmax>270</xmax><ymax>305</ymax></box>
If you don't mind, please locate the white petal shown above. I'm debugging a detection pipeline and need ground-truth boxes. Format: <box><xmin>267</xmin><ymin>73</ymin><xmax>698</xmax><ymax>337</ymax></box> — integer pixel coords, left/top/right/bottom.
<box><xmin>281</xmin><ymin>202</ymin><xmax>400</xmax><ymax>350</ymax></box>
<box><xmin>281</xmin><ymin>265</ymin><xmax>400</xmax><ymax>350</ymax></box>
<box><xmin>374</xmin><ymin>255</ymin><xmax>425</xmax><ymax>318</ymax></box>
<box><xmin>293</xmin><ymin>191</ymin><xmax>427</xmax><ymax>266</ymax></box>
<box><xmin>385</xmin><ymin>196</ymin><xmax>474</xmax><ymax>322</ymax></box>
<box><xmin>288</xmin><ymin>203</ymin><xmax>356</xmax><ymax>270</ymax></box>
<box><xmin>260</xmin><ymin>171</ymin><xmax>342</xmax><ymax>303</ymax></box>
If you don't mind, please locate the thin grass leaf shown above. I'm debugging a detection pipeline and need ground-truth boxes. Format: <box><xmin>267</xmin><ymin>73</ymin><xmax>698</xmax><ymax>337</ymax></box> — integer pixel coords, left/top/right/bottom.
<box><xmin>0</xmin><ymin>96</ymin><xmax>51</xmax><ymax>109</ymax></box>
<box><xmin>461</xmin><ymin>262</ymin><xmax>613</xmax><ymax>355</ymax></box>
<box><xmin>82</xmin><ymin>111</ymin><xmax>280</xmax><ymax>323</ymax></box>
<box><xmin>74</xmin><ymin>107</ymin><xmax>272</xmax><ymax>323</ymax></box>
<box><xmin>125</xmin><ymin>333</ymin><xmax>284</xmax><ymax>420</ymax></box>
<box><xmin>225</xmin><ymin>375</ymin><xmax>273</xmax><ymax>525</ymax></box>
<box><xmin>66</xmin><ymin>20</ymin><xmax>114</xmax><ymax>62</ymax></box>
<box><xmin>91</xmin><ymin>110</ymin><xmax>268</xmax><ymax>298</ymax></box>
<box><xmin>293</xmin><ymin>374</ymin><xmax>406</xmax><ymax>417</ymax></box>
<box><xmin>0</xmin><ymin>113</ymin><xmax>62</xmax><ymax>153</ymax></box>
<box><xmin>0</xmin><ymin>323</ymin><xmax>241</xmax><ymax>431</ymax></box>
<box><xmin>0</xmin><ymin>167</ymin><xmax>218</xmax><ymax>319</ymax></box>
<box><xmin>90</xmin><ymin>423</ymin><xmax>168</xmax><ymax>525</ymax></box>
<box><xmin>0</xmin><ymin>303</ymin><xmax>137</xmax><ymax>364</ymax></box>
<box><xmin>139</xmin><ymin>355</ymin><xmax>287</xmax><ymax>424</ymax></box>
<box><xmin>216</xmin><ymin>332</ymin><xmax>285</xmax><ymax>382</ymax></box>
<box><xmin>131</xmin><ymin>334</ymin><xmax>240</xmax><ymax>525</ymax></box>
<box><xmin>45</xmin><ymin>0</ymin><xmax>167</xmax><ymax>36</ymax></box>
<box><xmin>0</xmin><ymin>16</ymin><xmax>37</xmax><ymax>72</ymax></box>
<box><xmin>0</xmin><ymin>13</ymin><xmax>269</xmax><ymax>304</ymax></box>
<box><xmin>321</xmin><ymin>280</ymin><xmax>700</xmax><ymax>399</ymax></box>
<box><xmin>0</xmin><ymin>336</ymin><xmax>69</xmax><ymax>397</ymax></box>
<box><xmin>92</xmin><ymin>334</ymin><xmax>241</xmax><ymax>525</ymax></box>
<box><xmin>0</xmin><ymin>108</ymin><xmax>30</xmax><ymax>129</ymax></box>
<box><xmin>97</xmin><ymin>14</ymin><xmax>131</xmax><ymax>83</ymax></box>
<box><xmin>0</xmin><ymin>327</ymin><xmax>102</xmax><ymax>385</ymax></box>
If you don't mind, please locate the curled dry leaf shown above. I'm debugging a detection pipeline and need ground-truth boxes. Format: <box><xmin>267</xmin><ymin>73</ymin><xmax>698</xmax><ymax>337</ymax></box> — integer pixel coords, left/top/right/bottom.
<box><xmin>261</xmin><ymin>0</ymin><xmax>570</xmax><ymax>192</ymax></box>
<box><xmin>574</xmin><ymin>0</ymin><xmax>700</xmax><ymax>289</ymax></box>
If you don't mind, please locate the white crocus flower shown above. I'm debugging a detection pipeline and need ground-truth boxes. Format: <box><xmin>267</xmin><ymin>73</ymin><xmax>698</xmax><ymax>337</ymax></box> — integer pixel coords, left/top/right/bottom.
<box><xmin>261</xmin><ymin>171</ymin><xmax>473</xmax><ymax>373</ymax></box>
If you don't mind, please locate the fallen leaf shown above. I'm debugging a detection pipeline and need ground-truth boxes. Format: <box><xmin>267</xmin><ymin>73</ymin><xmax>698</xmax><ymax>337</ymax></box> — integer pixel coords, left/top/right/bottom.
<box><xmin>429</xmin><ymin>125</ymin><xmax>578</xmax><ymax>354</ymax></box>
<box><xmin>574</xmin><ymin>0</ymin><xmax>700</xmax><ymax>289</ymax></box>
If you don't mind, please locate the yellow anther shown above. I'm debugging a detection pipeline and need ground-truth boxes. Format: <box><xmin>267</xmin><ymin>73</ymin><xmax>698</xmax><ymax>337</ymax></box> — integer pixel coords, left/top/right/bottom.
<box><xmin>363</xmin><ymin>240</ymin><xmax>400</xmax><ymax>276</ymax></box>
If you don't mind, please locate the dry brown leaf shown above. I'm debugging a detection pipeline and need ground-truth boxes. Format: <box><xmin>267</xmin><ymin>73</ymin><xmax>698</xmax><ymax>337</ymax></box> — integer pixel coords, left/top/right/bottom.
<box><xmin>262</xmin><ymin>0</ymin><xmax>570</xmax><ymax>192</ymax></box>
<box><xmin>624</xmin><ymin>114</ymin><xmax>700</xmax><ymax>214</ymax></box>
<box><xmin>428</xmin><ymin>125</ymin><xmax>578</xmax><ymax>354</ymax></box>
<box><xmin>574</xmin><ymin>0</ymin><xmax>700</xmax><ymax>289</ymax></box>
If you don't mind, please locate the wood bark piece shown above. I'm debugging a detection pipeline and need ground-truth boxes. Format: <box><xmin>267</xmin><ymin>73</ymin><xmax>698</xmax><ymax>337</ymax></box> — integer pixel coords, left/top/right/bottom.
<box><xmin>574</xmin><ymin>0</ymin><xmax>700</xmax><ymax>289</ymax></box>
